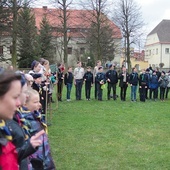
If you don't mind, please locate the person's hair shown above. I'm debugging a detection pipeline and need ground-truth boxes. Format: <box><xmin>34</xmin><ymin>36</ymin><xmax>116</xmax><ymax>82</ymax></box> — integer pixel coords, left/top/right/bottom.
<box><xmin>132</xmin><ymin>67</ymin><xmax>136</xmax><ymax>72</ymax></box>
<box><xmin>26</xmin><ymin>87</ymin><xmax>39</xmax><ymax>103</ymax></box>
<box><xmin>0</xmin><ymin>70</ymin><xmax>21</xmax><ymax>98</ymax></box>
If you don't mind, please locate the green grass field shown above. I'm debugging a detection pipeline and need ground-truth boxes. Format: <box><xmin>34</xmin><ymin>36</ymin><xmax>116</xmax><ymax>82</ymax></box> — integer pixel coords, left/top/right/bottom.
<box><xmin>48</xmin><ymin>86</ymin><xmax>170</xmax><ymax>170</ymax></box>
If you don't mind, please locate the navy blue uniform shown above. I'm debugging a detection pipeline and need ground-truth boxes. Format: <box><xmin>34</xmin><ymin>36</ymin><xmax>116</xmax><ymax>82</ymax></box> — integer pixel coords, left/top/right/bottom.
<box><xmin>83</xmin><ymin>71</ymin><xmax>93</xmax><ymax>100</ymax></box>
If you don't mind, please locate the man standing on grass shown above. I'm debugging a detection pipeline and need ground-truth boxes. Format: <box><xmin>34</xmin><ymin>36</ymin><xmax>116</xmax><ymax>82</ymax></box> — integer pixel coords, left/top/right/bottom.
<box><xmin>129</xmin><ymin>67</ymin><xmax>139</xmax><ymax>102</ymax></box>
<box><xmin>93</xmin><ymin>60</ymin><xmax>101</xmax><ymax>99</ymax></box>
<box><xmin>74</xmin><ymin>61</ymin><xmax>85</xmax><ymax>100</ymax></box>
<box><xmin>105</xmin><ymin>64</ymin><xmax>118</xmax><ymax>100</ymax></box>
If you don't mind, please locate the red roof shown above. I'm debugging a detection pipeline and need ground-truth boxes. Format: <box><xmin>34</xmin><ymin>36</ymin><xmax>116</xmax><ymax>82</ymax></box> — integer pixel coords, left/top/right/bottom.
<box><xmin>31</xmin><ymin>7</ymin><xmax>122</xmax><ymax>39</ymax></box>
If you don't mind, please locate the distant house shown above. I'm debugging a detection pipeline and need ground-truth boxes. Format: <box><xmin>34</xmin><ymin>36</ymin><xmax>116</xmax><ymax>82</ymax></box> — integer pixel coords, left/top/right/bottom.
<box><xmin>145</xmin><ymin>19</ymin><xmax>170</xmax><ymax>69</ymax></box>
<box><xmin>32</xmin><ymin>7</ymin><xmax>122</xmax><ymax>66</ymax></box>
<box><xmin>0</xmin><ymin>6</ymin><xmax>122</xmax><ymax>67</ymax></box>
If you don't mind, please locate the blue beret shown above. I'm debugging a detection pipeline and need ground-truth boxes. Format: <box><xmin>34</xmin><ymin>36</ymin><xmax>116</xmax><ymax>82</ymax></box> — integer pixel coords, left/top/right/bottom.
<box><xmin>32</xmin><ymin>73</ymin><xmax>42</xmax><ymax>79</ymax></box>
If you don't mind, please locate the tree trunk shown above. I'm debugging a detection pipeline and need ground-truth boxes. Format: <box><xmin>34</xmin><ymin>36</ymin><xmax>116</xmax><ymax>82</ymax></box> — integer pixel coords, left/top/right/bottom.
<box><xmin>11</xmin><ymin>0</ymin><xmax>17</xmax><ymax>68</ymax></box>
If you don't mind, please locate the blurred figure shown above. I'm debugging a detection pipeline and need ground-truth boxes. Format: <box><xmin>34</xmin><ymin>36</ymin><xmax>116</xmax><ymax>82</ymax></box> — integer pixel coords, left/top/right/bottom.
<box><xmin>74</xmin><ymin>61</ymin><xmax>84</xmax><ymax>100</ymax></box>
<box><xmin>83</xmin><ymin>66</ymin><xmax>93</xmax><ymax>100</ymax></box>
<box><xmin>149</xmin><ymin>70</ymin><xmax>159</xmax><ymax>101</ymax></box>
<box><xmin>118</xmin><ymin>66</ymin><xmax>129</xmax><ymax>101</ymax></box>
<box><xmin>105</xmin><ymin>64</ymin><xmax>118</xmax><ymax>100</ymax></box>
<box><xmin>129</xmin><ymin>67</ymin><xmax>139</xmax><ymax>102</ymax></box>
<box><xmin>25</xmin><ymin>73</ymin><xmax>34</xmax><ymax>87</ymax></box>
<box><xmin>0</xmin><ymin>70</ymin><xmax>21</xmax><ymax>170</ymax></box>
<box><xmin>64</xmin><ymin>67</ymin><xmax>73</xmax><ymax>101</ymax></box>
<box><xmin>158</xmin><ymin>71</ymin><xmax>168</xmax><ymax>101</ymax></box>
<box><xmin>93</xmin><ymin>60</ymin><xmax>101</xmax><ymax>99</ymax></box>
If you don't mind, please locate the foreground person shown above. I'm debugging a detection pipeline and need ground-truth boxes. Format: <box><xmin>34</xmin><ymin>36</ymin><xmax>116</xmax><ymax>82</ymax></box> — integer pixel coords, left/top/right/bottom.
<box><xmin>23</xmin><ymin>88</ymin><xmax>56</xmax><ymax>170</ymax></box>
<box><xmin>6</xmin><ymin>74</ymin><xmax>45</xmax><ymax>170</ymax></box>
<box><xmin>0</xmin><ymin>70</ymin><xmax>21</xmax><ymax>170</ymax></box>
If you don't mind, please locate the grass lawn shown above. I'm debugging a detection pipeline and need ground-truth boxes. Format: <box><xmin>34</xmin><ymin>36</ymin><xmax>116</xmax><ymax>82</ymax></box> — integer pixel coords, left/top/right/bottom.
<box><xmin>47</xmin><ymin>85</ymin><xmax>170</xmax><ymax>170</ymax></box>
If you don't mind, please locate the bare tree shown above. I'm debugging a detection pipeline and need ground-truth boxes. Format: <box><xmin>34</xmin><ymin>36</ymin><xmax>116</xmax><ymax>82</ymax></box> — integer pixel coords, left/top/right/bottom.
<box><xmin>112</xmin><ymin>0</ymin><xmax>144</xmax><ymax>72</ymax></box>
<box><xmin>78</xmin><ymin>0</ymin><xmax>120</xmax><ymax>64</ymax></box>
<box><xmin>51</xmin><ymin>0</ymin><xmax>73</xmax><ymax>68</ymax></box>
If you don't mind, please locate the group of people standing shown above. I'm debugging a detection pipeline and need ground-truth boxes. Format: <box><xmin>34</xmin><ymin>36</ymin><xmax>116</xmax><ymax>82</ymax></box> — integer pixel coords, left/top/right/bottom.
<box><xmin>0</xmin><ymin>58</ymin><xmax>56</xmax><ymax>169</ymax></box>
<box><xmin>58</xmin><ymin>60</ymin><xmax>170</xmax><ymax>102</ymax></box>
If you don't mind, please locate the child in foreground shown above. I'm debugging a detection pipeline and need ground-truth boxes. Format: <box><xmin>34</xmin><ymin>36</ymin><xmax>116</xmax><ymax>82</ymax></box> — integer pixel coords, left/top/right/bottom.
<box><xmin>23</xmin><ymin>88</ymin><xmax>56</xmax><ymax>170</ymax></box>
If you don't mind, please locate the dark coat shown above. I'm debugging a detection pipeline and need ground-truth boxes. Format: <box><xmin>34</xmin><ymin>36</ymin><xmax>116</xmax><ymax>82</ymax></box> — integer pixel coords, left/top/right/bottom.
<box><xmin>83</xmin><ymin>71</ymin><xmax>93</xmax><ymax>84</ymax></box>
<box><xmin>105</xmin><ymin>70</ymin><xmax>118</xmax><ymax>84</ymax></box>
<box><xmin>129</xmin><ymin>72</ymin><xmax>139</xmax><ymax>86</ymax></box>
<box><xmin>118</xmin><ymin>71</ymin><xmax>129</xmax><ymax>87</ymax></box>
<box><xmin>139</xmin><ymin>73</ymin><xmax>149</xmax><ymax>86</ymax></box>
<box><xmin>64</xmin><ymin>72</ymin><xmax>73</xmax><ymax>85</ymax></box>
<box><xmin>95</xmin><ymin>72</ymin><xmax>106</xmax><ymax>84</ymax></box>
<box><xmin>149</xmin><ymin>75</ymin><xmax>159</xmax><ymax>89</ymax></box>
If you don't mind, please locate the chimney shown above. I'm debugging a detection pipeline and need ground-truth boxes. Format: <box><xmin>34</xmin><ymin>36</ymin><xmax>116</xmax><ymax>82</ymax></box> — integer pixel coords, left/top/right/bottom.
<box><xmin>43</xmin><ymin>6</ymin><xmax>47</xmax><ymax>10</ymax></box>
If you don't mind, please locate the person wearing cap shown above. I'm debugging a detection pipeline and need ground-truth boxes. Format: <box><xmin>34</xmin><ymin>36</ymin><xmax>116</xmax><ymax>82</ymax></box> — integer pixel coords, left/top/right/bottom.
<box><xmin>118</xmin><ymin>66</ymin><xmax>129</xmax><ymax>101</ymax></box>
<box><xmin>32</xmin><ymin>73</ymin><xmax>46</xmax><ymax>120</ymax></box>
<box><xmin>129</xmin><ymin>67</ymin><xmax>139</xmax><ymax>102</ymax></box>
<box><xmin>93</xmin><ymin>60</ymin><xmax>102</xmax><ymax>99</ymax></box>
<box><xmin>74</xmin><ymin>61</ymin><xmax>85</xmax><ymax>100</ymax></box>
<box><xmin>165</xmin><ymin>70</ymin><xmax>170</xmax><ymax>99</ymax></box>
<box><xmin>105</xmin><ymin>64</ymin><xmax>118</xmax><ymax>100</ymax></box>
<box><xmin>83</xmin><ymin>66</ymin><xmax>93</xmax><ymax>100</ymax></box>
<box><xmin>149</xmin><ymin>70</ymin><xmax>159</xmax><ymax>101</ymax></box>
<box><xmin>95</xmin><ymin>66</ymin><xmax>106</xmax><ymax>101</ymax></box>
<box><xmin>158</xmin><ymin>71</ymin><xmax>168</xmax><ymax>101</ymax></box>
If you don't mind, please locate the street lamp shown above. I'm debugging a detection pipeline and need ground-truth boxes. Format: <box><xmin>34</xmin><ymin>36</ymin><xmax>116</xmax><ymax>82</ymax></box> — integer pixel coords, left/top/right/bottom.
<box><xmin>87</xmin><ymin>56</ymin><xmax>90</xmax><ymax>66</ymax></box>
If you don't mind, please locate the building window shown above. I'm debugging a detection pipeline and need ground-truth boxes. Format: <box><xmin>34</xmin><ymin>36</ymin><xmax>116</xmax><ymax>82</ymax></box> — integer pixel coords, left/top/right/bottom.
<box><xmin>152</xmin><ymin>49</ymin><xmax>155</xmax><ymax>55</ymax></box>
<box><xmin>80</xmin><ymin>47</ymin><xmax>85</xmax><ymax>54</ymax></box>
<box><xmin>0</xmin><ymin>46</ymin><xmax>3</xmax><ymax>55</ymax></box>
<box><xmin>68</xmin><ymin>47</ymin><xmax>72</xmax><ymax>54</ymax></box>
<box><xmin>165</xmin><ymin>48</ymin><xmax>169</xmax><ymax>54</ymax></box>
<box><xmin>156</xmin><ymin>48</ymin><xmax>158</xmax><ymax>54</ymax></box>
<box><xmin>149</xmin><ymin>50</ymin><xmax>151</xmax><ymax>55</ymax></box>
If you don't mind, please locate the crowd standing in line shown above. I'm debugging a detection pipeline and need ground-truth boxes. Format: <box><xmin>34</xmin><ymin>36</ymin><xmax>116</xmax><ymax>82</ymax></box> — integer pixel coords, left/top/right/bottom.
<box><xmin>1</xmin><ymin>58</ymin><xmax>170</xmax><ymax>169</ymax></box>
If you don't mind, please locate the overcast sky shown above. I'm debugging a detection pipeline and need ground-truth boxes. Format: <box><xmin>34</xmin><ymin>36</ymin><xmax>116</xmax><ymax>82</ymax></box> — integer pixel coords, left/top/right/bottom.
<box><xmin>33</xmin><ymin>0</ymin><xmax>170</xmax><ymax>36</ymax></box>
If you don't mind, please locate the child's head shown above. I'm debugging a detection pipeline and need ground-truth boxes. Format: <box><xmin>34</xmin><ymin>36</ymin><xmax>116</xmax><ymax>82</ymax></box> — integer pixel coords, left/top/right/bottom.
<box><xmin>98</xmin><ymin>66</ymin><xmax>103</xmax><ymax>72</ymax></box>
<box><xmin>68</xmin><ymin>66</ymin><xmax>72</xmax><ymax>72</ymax></box>
<box><xmin>87</xmin><ymin>66</ymin><xmax>91</xmax><ymax>72</ymax></box>
<box><xmin>32</xmin><ymin>73</ymin><xmax>42</xmax><ymax>85</ymax></box>
<box><xmin>25</xmin><ymin>88</ymin><xmax>41</xmax><ymax>112</ymax></box>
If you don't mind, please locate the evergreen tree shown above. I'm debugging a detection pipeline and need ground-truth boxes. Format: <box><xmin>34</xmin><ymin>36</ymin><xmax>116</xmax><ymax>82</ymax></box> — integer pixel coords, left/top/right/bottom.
<box><xmin>39</xmin><ymin>15</ymin><xmax>54</xmax><ymax>63</ymax></box>
<box><xmin>17</xmin><ymin>5</ymin><xmax>38</xmax><ymax>68</ymax></box>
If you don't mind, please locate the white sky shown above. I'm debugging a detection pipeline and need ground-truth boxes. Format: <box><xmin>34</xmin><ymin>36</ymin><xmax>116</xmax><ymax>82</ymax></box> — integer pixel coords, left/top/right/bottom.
<box><xmin>138</xmin><ymin>0</ymin><xmax>170</xmax><ymax>34</ymax></box>
<box><xmin>33</xmin><ymin>0</ymin><xmax>170</xmax><ymax>36</ymax></box>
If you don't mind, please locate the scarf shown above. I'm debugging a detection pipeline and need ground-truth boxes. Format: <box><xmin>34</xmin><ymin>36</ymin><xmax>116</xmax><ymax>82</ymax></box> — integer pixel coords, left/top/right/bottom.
<box><xmin>0</xmin><ymin>120</ymin><xmax>12</xmax><ymax>140</ymax></box>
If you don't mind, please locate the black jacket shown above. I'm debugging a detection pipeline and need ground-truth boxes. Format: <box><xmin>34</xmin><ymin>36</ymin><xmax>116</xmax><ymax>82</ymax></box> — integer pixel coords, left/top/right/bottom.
<box><xmin>96</xmin><ymin>72</ymin><xmax>106</xmax><ymax>84</ymax></box>
<box><xmin>129</xmin><ymin>72</ymin><xmax>139</xmax><ymax>86</ymax></box>
<box><xmin>105</xmin><ymin>70</ymin><xmax>118</xmax><ymax>84</ymax></box>
<box><xmin>139</xmin><ymin>73</ymin><xmax>148</xmax><ymax>86</ymax></box>
<box><xmin>6</xmin><ymin>117</ymin><xmax>36</xmax><ymax>170</ymax></box>
<box><xmin>64</xmin><ymin>72</ymin><xmax>73</xmax><ymax>85</ymax></box>
<box><xmin>83</xmin><ymin>71</ymin><xmax>93</xmax><ymax>84</ymax></box>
